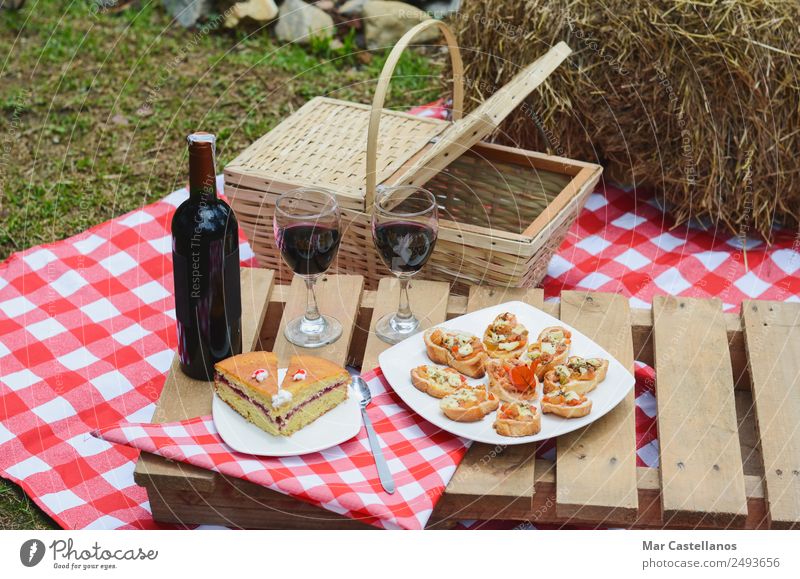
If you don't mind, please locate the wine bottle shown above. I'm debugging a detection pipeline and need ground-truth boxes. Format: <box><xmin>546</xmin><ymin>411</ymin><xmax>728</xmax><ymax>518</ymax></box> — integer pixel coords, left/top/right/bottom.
<box><xmin>171</xmin><ymin>132</ymin><xmax>242</xmax><ymax>380</ymax></box>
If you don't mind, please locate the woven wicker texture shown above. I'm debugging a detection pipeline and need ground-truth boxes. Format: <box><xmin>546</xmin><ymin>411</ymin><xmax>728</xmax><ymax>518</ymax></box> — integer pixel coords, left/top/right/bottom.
<box><xmin>229</xmin><ymin>97</ymin><xmax>446</xmax><ymax>203</ymax></box>
<box><xmin>225</xmin><ymin>22</ymin><xmax>598</xmax><ymax>293</ymax></box>
<box><xmin>425</xmin><ymin>153</ymin><xmax>570</xmax><ymax>233</ymax></box>
<box><xmin>228</xmin><ymin>147</ymin><xmax>597</xmax><ymax>294</ymax></box>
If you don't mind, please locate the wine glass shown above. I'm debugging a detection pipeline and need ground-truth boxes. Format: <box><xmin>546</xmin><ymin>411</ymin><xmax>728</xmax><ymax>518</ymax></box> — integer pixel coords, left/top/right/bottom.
<box><xmin>371</xmin><ymin>186</ymin><xmax>439</xmax><ymax>344</ymax></box>
<box><xmin>274</xmin><ymin>188</ymin><xmax>343</xmax><ymax>348</ymax></box>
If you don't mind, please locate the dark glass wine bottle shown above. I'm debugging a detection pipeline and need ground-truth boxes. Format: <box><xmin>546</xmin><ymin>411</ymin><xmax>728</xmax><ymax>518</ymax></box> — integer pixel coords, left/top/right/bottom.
<box><xmin>171</xmin><ymin>132</ymin><xmax>242</xmax><ymax>380</ymax></box>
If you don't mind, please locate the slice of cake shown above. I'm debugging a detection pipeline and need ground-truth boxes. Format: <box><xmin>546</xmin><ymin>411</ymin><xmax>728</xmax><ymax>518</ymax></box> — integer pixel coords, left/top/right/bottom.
<box><xmin>214</xmin><ymin>352</ymin><xmax>351</xmax><ymax>436</ymax></box>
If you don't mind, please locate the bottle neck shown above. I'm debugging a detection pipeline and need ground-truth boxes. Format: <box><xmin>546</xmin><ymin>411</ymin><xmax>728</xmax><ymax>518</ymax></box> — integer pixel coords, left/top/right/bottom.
<box><xmin>188</xmin><ymin>140</ymin><xmax>217</xmax><ymax>201</ymax></box>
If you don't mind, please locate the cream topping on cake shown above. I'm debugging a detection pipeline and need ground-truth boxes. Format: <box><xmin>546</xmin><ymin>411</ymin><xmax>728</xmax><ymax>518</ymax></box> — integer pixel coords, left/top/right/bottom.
<box><xmin>251</xmin><ymin>368</ymin><xmax>269</xmax><ymax>383</ymax></box>
<box><xmin>271</xmin><ymin>389</ymin><xmax>293</xmax><ymax>407</ymax></box>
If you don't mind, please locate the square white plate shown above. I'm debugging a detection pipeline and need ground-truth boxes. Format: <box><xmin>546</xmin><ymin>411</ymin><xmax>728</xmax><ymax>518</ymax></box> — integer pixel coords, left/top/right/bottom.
<box><xmin>378</xmin><ymin>300</ymin><xmax>635</xmax><ymax>445</ymax></box>
<box><xmin>212</xmin><ymin>369</ymin><xmax>362</xmax><ymax>456</ymax></box>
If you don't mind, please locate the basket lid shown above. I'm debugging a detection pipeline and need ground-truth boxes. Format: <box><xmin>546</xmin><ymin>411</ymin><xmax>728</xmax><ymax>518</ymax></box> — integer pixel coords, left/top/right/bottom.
<box><xmin>224</xmin><ymin>22</ymin><xmax>571</xmax><ymax>212</ymax></box>
<box><xmin>224</xmin><ymin>98</ymin><xmax>449</xmax><ymax>211</ymax></box>
<box><xmin>373</xmin><ymin>41</ymin><xmax>572</xmax><ymax>201</ymax></box>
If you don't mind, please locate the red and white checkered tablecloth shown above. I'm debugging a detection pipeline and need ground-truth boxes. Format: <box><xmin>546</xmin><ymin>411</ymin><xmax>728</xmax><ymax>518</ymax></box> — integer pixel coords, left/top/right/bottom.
<box><xmin>92</xmin><ymin>368</ymin><xmax>470</xmax><ymax>530</ymax></box>
<box><xmin>1</xmin><ymin>171</ymin><xmax>798</xmax><ymax>529</ymax></box>
<box><xmin>88</xmin><ymin>362</ymin><xmax>659</xmax><ymax>530</ymax></box>
<box><xmin>0</xmin><ymin>179</ymin><xmax>255</xmax><ymax>529</ymax></box>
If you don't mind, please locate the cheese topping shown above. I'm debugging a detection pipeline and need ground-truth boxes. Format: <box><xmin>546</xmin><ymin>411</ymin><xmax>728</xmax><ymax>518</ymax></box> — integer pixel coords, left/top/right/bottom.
<box><xmin>441</xmin><ymin>388</ymin><xmax>477</xmax><ymax>409</ymax></box>
<box><xmin>428</xmin><ymin>366</ymin><xmax>463</xmax><ymax>387</ymax></box>
<box><xmin>499</xmin><ymin>402</ymin><xmax>537</xmax><ymax>420</ymax></box>
<box><xmin>541</xmin><ymin>341</ymin><xmax>556</xmax><ymax>355</ymax></box>
<box><xmin>555</xmin><ymin>365</ymin><xmax>571</xmax><ymax>384</ymax></box>
<box><xmin>441</xmin><ymin>387</ymin><xmax>493</xmax><ymax>410</ymax></box>
<box><xmin>457</xmin><ymin>343</ymin><xmax>474</xmax><ymax>357</ymax></box>
<box><xmin>514</xmin><ymin>403</ymin><xmax>536</xmax><ymax>418</ymax></box>
<box><xmin>271</xmin><ymin>389</ymin><xmax>293</xmax><ymax>408</ymax></box>
<box><xmin>545</xmin><ymin>388</ymin><xmax>581</xmax><ymax>404</ymax></box>
<box><xmin>487</xmin><ymin>314</ymin><xmax>527</xmax><ymax>347</ymax></box>
<box><xmin>443</xmin><ymin>332</ymin><xmax>473</xmax><ymax>348</ymax></box>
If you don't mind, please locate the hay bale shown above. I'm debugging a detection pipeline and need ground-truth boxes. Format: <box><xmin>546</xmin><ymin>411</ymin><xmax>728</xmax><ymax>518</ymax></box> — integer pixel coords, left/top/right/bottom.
<box><xmin>450</xmin><ymin>0</ymin><xmax>800</xmax><ymax>240</ymax></box>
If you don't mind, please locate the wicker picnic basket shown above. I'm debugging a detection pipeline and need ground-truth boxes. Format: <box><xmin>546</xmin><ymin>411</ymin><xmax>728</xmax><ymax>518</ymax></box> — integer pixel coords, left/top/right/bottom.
<box><xmin>224</xmin><ymin>20</ymin><xmax>602</xmax><ymax>294</ymax></box>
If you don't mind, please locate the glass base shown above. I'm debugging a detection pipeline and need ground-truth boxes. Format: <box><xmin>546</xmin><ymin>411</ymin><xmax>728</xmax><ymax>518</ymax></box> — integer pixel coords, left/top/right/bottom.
<box><xmin>284</xmin><ymin>314</ymin><xmax>342</xmax><ymax>349</ymax></box>
<box><xmin>375</xmin><ymin>312</ymin><xmax>420</xmax><ymax>345</ymax></box>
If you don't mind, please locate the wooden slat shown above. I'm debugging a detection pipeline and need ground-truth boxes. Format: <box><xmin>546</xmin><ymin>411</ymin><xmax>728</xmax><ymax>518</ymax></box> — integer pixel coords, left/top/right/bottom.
<box><xmin>652</xmin><ymin>296</ymin><xmax>747</xmax><ymax>526</ymax></box>
<box><xmin>555</xmin><ymin>291</ymin><xmax>638</xmax><ymax>523</ymax></box>
<box><xmin>438</xmin><ymin>287</ymin><xmax>543</xmax><ymax>515</ymax></box>
<box><xmin>134</xmin><ymin>268</ymin><xmax>274</xmax><ymax>491</ymax></box>
<box><xmin>361</xmin><ymin>277</ymin><xmax>451</xmax><ymax>372</ymax></box>
<box><xmin>273</xmin><ymin>274</ymin><xmax>364</xmax><ymax>366</ymax></box>
<box><xmin>742</xmin><ymin>301</ymin><xmax>800</xmax><ymax>528</ymax></box>
<box><xmin>432</xmin><ymin>384</ymin><xmax>769</xmax><ymax>529</ymax></box>
<box><xmin>432</xmin><ymin>459</ymin><xmax>769</xmax><ymax>530</ymax></box>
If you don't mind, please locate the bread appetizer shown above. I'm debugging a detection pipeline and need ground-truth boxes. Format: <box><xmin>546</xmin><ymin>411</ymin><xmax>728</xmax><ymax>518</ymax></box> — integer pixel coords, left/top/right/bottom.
<box><xmin>538</xmin><ymin>326</ymin><xmax>572</xmax><ymax>350</ymax></box>
<box><xmin>493</xmin><ymin>401</ymin><xmax>542</xmax><ymax>437</ymax></box>
<box><xmin>410</xmin><ymin>365</ymin><xmax>468</xmax><ymax>399</ymax></box>
<box><xmin>483</xmin><ymin>312</ymin><xmax>529</xmax><ymax>360</ymax></box>
<box><xmin>522</xmin><ymin>326</ymin><xmax>571</xmax><ymax>377</ymax></box>
<box><xmin>541</xmin><ymin>388</ymin><xmax>592</xmax><ymax>418</ymax></box>
<box><xmin>440</xmin><ymin>387</ymin><xmax>499</xmax><ymax>422</ymax></box>
<box><xmin>424</xmin><ymin>328</ymin><xmax>487</xmax><ymax>378</ymax></box>
<box><xmin>542</xmin><ymin>356</ymin><xmax>609</xmax><ymax>396</ymax></box>
<box><xmin>486</xmin><ymin>358</ymin><xmax>538</xmax><ymax>403</ymax></box>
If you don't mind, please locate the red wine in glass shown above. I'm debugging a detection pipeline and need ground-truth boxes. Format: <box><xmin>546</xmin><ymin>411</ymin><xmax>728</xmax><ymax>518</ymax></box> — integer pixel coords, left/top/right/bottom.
<box><xmin>373</xmin><ymin>220</ymin><xmax>437</xmax><ymax>274</ymax></box>
<box><xmin>371</xmin><ymin>186</ymin><xmax>439</xmax><ymax>344</ymax></box>
<box><xmin>273</xmin><ymin>188</ymin><xmax>343</xmax><ymax>348</ymax></box>
<box><xmin>276</xmin><ymin>223</ymin><xmax>341</xmax><ymax>276</ymax></box>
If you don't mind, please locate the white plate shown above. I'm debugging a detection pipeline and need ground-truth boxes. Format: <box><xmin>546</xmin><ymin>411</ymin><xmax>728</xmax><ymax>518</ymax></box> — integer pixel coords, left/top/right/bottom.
<box><xmin>212</xmin><ymin>368</ymin><xmax>362</xmax><ymax>456</ymax></box>
<box><xmin>378</xmin><ymin>300</ymin><xmax>635</xmax><ymax>445</ymax></box>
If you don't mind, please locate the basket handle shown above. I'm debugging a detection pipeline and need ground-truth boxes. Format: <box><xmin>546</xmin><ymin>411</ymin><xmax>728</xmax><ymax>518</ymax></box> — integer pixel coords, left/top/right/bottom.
<box><xmin>365</xmin><ymin>19</ymin><xmax>464</xmax><ymax>208</ymax></box>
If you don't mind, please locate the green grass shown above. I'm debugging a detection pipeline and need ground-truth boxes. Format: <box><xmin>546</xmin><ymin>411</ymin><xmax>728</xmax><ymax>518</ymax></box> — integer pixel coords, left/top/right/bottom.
<box><xmin>0</xmin><ymin>1</ymin><xmax>441</xmax><ymax>259</ymax></box>
<box><xmin>0</xmin><ymin>2</ymin><xmax>441</xmax><ymax>529</ymax></box>
<box><xmin>0</xmin><ymin>480</ymin><xmax>57</xmax><ymax>530</ymax></box>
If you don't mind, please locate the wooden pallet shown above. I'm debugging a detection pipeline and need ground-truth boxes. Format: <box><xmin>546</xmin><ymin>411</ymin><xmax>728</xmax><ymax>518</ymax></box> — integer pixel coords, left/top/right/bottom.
<box><xmin>134</xmin><ymin>269</ymin><xmax>800</xmax><ymax>529</ymax></box>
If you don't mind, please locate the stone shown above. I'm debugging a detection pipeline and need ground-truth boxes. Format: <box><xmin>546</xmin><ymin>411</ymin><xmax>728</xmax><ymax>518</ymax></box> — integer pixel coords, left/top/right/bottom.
<box><xmin>338</xmin><ymin>0</ymin><xmax>365</xmax><ymax>16</ymax></box>
<box><xmin>362</xmin><ymin>1</ymin><xmax>439</xmax><ymax>50</ymax></box>
<box><xmin>111</xmin><ymin>114</ymin><xmax>129</xmax><ymax>126</ymax></box>
<box><xmin>0</xmin><ymin>0</ymin><xmax>27</xmax><ymax>9</ymax></box>
<box><xmin>274</xmin><ymin>0</ymin><xmax>335</xmax><ymax>44</ymax></box>
<box><xmin>425</xmin><ymin>0</ymin><xmax>460</xmax><ymax>19</ymax></box>
<box><xmin>224</xmin><ymin>0</ymin><xmax>278</xmax><ymax>28</ymax></box>
<box><xmin>161</xmin><ymin>0</ymin><xmax>213</xmax><ymax>28</ymax></box>
<box><xmin>315</xmin><ymin>0</ymin><xmax>335</xmax><ymax>11</ymax></box>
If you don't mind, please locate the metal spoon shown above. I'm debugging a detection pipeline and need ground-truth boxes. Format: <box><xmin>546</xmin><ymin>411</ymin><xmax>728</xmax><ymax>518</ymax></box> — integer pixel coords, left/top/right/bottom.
<box><xmin>353</xmin><ymin>375</ymin><xmax>396</xmax><ymax>494</ymax></box>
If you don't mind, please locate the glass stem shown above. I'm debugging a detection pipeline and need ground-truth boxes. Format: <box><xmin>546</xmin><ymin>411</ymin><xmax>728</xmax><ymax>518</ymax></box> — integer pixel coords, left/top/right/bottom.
<box><xmin>396</xmin><ymin>276</ymin><xmax>413</xmax><ymax>321</ymax></box>
<box><xmin>304</xmin><ymin>276</ymin><xmax>321</xmax><ymax>323</ymax></box>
